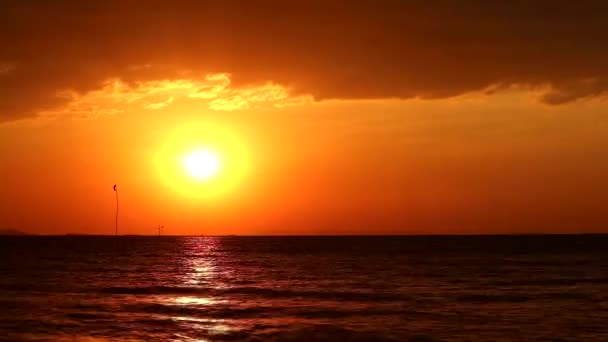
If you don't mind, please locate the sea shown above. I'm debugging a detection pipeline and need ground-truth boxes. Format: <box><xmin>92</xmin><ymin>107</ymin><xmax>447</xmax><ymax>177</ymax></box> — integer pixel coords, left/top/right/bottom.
<box><xmin>0</xmin><ymin>235</ymin><xmax>607</xmax><ymax>341</ymax></box>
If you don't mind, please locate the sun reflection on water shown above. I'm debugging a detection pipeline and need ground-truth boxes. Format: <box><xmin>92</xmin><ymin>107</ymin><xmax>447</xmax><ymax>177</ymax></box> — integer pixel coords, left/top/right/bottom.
<box><xmin>174</xmin><ymin>296</ymin><xmax>225</xmax><ymax>306</ymax></box>
<box><xmin>171</xmin><ymin>333</ymin><xmax>210</xmax><ymax>342</ymax></box>
<box><xmin>184</xmin><ymin>261</ymin><xmax>217</xmax><ymax>286</ymax></box>
<box><xmin>172</xmin><ymin>317</ymin><xmax>231</xmax><ymax>342</ymax></box>
<box><xmin>168</xmin><ymin>238</ymin><xmax>234</xmax><ymax>341</ymax></box>
<box><xmin>181</xmin><ymin>237</ymin><xmax>228</xmax><ymax>288</ymax></box>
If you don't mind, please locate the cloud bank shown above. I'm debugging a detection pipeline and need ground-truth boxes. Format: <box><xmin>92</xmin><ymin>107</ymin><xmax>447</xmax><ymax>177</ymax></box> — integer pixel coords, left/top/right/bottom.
<box><xmin>1</xmin><ymin>1</ymin><xmax>608</xmax><ymax>120</ymax></box>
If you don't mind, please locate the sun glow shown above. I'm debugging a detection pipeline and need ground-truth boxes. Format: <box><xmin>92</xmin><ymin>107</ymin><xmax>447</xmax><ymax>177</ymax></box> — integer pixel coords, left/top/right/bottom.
<box><xmin>156</xmin><ymin>122</ymin><xmax>248</xmax><ymax>199</ymax></box>
<box><xmin>183</xmin><ymin>150</ymin><xmax>221</xmax><ymax>180</ymax></box>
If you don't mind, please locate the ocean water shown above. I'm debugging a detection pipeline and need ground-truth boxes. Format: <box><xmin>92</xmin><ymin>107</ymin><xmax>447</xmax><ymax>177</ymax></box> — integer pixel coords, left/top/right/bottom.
<box><xmin>0</xmin><ymin>235</ymin><xmax>607</xmax><ymax>341</ymax></box>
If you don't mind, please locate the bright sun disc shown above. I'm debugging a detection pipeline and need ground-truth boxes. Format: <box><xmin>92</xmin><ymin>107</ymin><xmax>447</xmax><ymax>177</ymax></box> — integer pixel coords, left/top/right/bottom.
<box><xmin>156</xmin><ymin>122</ymin><xmax>248</xmax><ymax>199</ymax></box>
<box><xmin>183</xmin><ymin>150</ymin><xmax>221</xmax><ymax>180</ymax></box>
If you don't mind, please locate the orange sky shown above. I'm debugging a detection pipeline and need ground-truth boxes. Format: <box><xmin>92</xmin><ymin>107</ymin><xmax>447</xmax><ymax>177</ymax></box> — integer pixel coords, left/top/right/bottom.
<box><xmin>1</xmin><ymin>2</ymin><xmax>607</xmax><ymax>234</ymax></box>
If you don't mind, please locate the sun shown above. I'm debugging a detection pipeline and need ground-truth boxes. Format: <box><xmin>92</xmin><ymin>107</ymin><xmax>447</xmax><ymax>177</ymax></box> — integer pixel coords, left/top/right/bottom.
<box><xmin>183</xmin><ymin>150</ymin><xmax>221</xmax><ymax>180</ymax></box>
<box><xmin>156</xmin><ymin>122</ymin><xmax>248</xmax><ymax>199</ymax></box>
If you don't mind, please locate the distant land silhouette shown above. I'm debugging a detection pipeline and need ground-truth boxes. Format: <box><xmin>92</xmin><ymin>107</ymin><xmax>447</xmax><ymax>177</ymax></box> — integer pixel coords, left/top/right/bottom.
<box><xmin>0</xmin><ymin>229</ymin><xmax>29</xmax><ymax>235</ymax></box>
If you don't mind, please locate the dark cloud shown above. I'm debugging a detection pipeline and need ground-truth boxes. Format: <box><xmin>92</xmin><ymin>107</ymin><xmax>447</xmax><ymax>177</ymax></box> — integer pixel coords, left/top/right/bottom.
<box><xmin>1</xmin><ymin>1</ymin><xmax>608</xmax><ymax>120</ymax></box>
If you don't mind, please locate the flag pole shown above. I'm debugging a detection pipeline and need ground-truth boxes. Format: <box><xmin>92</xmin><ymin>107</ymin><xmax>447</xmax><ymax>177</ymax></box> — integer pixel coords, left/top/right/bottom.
<box><xmin>113</xmin><ymin>184</ymin><xmax>118</xmax><ymax>236</ymax></box>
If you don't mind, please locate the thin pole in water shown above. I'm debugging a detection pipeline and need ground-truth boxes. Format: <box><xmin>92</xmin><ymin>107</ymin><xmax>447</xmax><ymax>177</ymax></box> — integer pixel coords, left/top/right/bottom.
<box><xmin>113</xmin><ymin>184</ymin><xmax>118</xmax><ymax>236</ymax></box>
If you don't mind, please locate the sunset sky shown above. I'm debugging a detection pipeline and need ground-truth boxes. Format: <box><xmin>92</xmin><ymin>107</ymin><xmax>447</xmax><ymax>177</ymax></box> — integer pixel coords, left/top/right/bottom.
<box><xmin>1</xmin><ymin>1</ymin><xmax>607</xmax><ymax>235</ymax></box>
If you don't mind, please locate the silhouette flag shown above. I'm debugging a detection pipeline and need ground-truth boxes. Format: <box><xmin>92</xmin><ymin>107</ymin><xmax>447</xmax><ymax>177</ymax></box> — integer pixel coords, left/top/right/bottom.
<box><xmin>113</xmin><ymin>184</ymin><xmax>118</xmax><ymax>236</ymax></box>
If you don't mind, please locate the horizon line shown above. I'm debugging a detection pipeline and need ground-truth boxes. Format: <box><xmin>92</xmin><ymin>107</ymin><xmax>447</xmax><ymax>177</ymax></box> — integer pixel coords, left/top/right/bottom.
<box><xmin>2</xmin><ymin>233</ymin><xmax>608</xmax><ymax>237</ymax></box>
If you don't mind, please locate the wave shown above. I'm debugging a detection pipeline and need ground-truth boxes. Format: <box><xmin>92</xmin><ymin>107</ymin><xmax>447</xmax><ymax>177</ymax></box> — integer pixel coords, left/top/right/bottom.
<box><xmin>100</xmin><ymin>285</ymin><xmax>411</xmax><ymax>302</ymax></box>
<box><xmin>457</xmin><ymin>291</ymin><xmax>597</xmax><ymax>303</ymax></box>
<box><xmin>124</xmin><ymin>302</ymin><xmax>270</xmax><ymax>318</ymax></box>
<box><xmin>100</xmin><ymin>285</ymin><xmax>205</xmax><ymax>295</ymax></box>
<box><xmin>221</xmin><ymin>287</ymin><xmax>410</xmax><ymax>302</ymax></box>
<box><xmin>251</xmin><ymin>326</ymin><xmax>414</xmax><ymax>342</ymax></box>
<box><xmin>65</xmin><ymin>312</ymin><xmax>114</xmax><ymax>320</ymax></box>
<box><xmin>489</xmin><ymin>277</ymin><xmax>608</xmax><ymax>286</ymax></box>
<box><xmin>457</xmin><ymin>294</ymin><xmax>530</xmax><ymax>303</ymax></box>
<box><xmin>122</xmin><ymin>302</ymin><xmax>412</xmax><ymax>319</ymax></box>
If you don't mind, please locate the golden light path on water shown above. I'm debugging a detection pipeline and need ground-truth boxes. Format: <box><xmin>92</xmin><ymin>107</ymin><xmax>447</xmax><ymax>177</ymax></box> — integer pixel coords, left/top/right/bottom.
<box><xmin>162</xmin><ymin>237</ymin><xmax>234</xmax><ymax>341</ymax></box>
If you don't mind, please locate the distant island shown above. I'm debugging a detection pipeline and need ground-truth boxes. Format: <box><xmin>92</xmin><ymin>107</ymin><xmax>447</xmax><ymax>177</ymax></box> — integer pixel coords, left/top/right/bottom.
<box><xmin>0</xmin><ymin>229</ymin><xmax>29</xmax><ymax>236</ymax></box>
